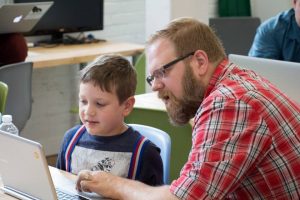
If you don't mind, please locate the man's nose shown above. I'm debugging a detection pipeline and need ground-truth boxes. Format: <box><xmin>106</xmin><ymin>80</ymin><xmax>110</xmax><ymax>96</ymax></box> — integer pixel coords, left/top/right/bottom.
<box><xmin>151</xmin><ymin>78</ymin><xmax>164</xmax><ymax>91</ymax></box>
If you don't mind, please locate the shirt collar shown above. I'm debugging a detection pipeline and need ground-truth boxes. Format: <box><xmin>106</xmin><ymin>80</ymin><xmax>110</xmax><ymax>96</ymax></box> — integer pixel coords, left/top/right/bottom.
<box><xmin>287</xmin><ymin>9</ymin><xmax>300</xmax><ymax>41</ymax></box>
<box><xmin>204</xmin><ymin>59</ymin><xmax>230</xmax><ymax>98</ymax></box>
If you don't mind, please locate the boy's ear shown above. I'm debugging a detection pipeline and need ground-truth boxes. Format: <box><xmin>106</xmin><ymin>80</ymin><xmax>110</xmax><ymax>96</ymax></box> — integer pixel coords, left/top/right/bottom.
<box><xmin>122</xmin><ymin>96</ymin><xmax>135</xmax><ymax>117</ymax></box>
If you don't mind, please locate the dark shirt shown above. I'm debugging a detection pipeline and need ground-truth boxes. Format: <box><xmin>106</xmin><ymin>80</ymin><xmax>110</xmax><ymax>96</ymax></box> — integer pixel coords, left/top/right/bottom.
<box><xmin>56</xmin><ymin>125</ymin><xmax>163</xmax><ymax>186</ymax></box>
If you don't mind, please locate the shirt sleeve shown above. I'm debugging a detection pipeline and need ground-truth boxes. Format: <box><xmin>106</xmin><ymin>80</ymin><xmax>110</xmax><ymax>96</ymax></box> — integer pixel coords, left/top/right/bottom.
<box><xmin>248</xmin><ymin>18</ymin><xmax>282</xmax><ymax>59</ymax></box>
<box><xmin>170</xmin><ymin>97</ymin><xmax>272</xmax><ymax>199</ymax></box>
<box><xmin>56</xmin><ymin>125</ymin><xmax>81</xmax><ymax>170</ymax></box>
<box><xmin>138</xmin><ymin>141</ymin><xmax>164</xmax><ymax>186</ymax></box>
<box><xmin>56</xmin><ymin>135</ymin><xmax>67</xmax><ymax>170</ymax></box>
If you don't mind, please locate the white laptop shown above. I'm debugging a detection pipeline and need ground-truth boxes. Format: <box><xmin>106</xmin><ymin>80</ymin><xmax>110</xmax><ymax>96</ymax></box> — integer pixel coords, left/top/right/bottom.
<box><xmin>0</xmin><ymin>2</ymin><xmax>53</xmax><ymax>34</ymax></box>
<box><xmin>229</xmin><ymin>54</ymin><xmax>300</xmax><ymax>104</ymax></box>
<box><xmin>0</xmin><ymin>130</ymin><xmax>105</xmax><ymax>200</ymax></box>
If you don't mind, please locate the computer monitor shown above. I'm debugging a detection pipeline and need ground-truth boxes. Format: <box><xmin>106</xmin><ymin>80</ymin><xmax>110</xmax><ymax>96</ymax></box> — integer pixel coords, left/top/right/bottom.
<box><xmin>14</xmin><ymin>0</ymin><xmax>104</xmax><ymax>44</ymax></box>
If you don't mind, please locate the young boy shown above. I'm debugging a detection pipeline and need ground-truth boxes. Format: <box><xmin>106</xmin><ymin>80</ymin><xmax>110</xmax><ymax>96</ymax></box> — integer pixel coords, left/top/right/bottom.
<box><xmin>56</xmin><ymin>54</ymin><xmax>163</xmax><ymax>186</ymax></box>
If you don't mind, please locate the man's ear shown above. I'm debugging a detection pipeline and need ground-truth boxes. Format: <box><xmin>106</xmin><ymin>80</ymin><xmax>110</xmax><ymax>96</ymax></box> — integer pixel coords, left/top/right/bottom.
<box><xmin>191</xmin><ymin>50</ymin><xmax>209</xmax><ymax>76</ymax></box>
<box><xmin>122</xmin><ymin>96</ymin><xmax>135</xmax><ymax>117</ymax></box>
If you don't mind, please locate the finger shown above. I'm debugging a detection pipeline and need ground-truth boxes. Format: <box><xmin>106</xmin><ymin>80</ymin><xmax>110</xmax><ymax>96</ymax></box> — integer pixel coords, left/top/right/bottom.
<box><xmin>76</xmin><ymin>170</ymin><xmax>92</xmax><ymax>191</ymax></box>
<box><xmin>76</xmin><ymin>181</ymin><xmax>82</xmax><ymax>192</ymax></box>
<box><xmin>80</xmin><ymin>180</ymin><xmax>92</xmax><ymax>193</ymax></box>
<box><xmin>78</xmin><ymin>170</ymin><xmax>92</xmax><ymax>180</ymax></box>
<box><xmin>83</xmin><ymin>171</ymin><xmax>92</xmax><ymax>180</ymax></box>
<box><xmin>76</xmin><ymin>178</ymin><xmax>83</xmax><ymax>192</ymax></box>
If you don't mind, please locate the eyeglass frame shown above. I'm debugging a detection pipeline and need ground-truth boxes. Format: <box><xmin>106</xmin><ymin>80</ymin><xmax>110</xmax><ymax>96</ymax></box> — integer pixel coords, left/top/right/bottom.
<box><xmin>146</xmin><ymin>51</ymin><xmax>195</xmax><ymax>86</ymax></box>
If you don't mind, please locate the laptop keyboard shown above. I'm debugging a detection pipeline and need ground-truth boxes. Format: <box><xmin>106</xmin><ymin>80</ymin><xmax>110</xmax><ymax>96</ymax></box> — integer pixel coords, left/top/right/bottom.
<box><xmin>56</xmin><ymin>188</ymin><xmax>89</xmax><ymax>200</ymax></box>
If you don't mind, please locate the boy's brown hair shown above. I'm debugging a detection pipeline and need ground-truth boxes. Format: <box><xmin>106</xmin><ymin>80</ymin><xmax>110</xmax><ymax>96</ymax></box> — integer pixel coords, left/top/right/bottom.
<box><xmin>80</xmin><ymin>54</ymin><xmax>137</xmax><ymax>104</ymax></box>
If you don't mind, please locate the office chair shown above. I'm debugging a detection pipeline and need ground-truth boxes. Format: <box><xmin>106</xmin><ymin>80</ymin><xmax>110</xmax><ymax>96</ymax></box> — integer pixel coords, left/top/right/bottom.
<box><xmin>209</xmin><ymin>17</ymin><xmax>261</xmax><ymax>55</ymax></box>
<box><xmin>0</xmin><ymin>81</ymin><xmax>8</xmax><ymax>113</ymax></box>
<box><xmin>129</xmin><ymin>123</ymin><xmax>171</xmax><ymax>184</ymax></box>
<box><xmin>0</xmin><ymin>62</ymin><xmax>33</xmax><ymax>132</ymax></box>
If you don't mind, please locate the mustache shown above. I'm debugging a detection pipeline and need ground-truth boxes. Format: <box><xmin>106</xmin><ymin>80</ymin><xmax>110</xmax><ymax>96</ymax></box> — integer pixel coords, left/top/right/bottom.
<box><xmin>158</xmin><ymin>91</ymin><xmax>167</xmax><ymax>99</ymax></box>
<box><xmin>158</xmin><ymin>90</ymin><xmax>174</xmax><ymax>100</ymax></box>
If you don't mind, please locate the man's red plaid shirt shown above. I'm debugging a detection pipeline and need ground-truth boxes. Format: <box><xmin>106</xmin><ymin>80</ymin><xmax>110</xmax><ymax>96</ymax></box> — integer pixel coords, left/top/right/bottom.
<box><xmin>171</xmin><ymin>60</ymin><xmax>300</xmax><ymax>199</ymax></box>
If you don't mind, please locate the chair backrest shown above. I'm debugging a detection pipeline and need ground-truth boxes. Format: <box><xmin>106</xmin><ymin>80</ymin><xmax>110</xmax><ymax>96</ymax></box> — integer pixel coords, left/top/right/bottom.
<box><xmin>209</xmin><ymin>17</ymin><xmax>261</xmax><ymax>55</ymax></box>
<box><xmin>0</xmin><ymin>81</ymin><xmax>8</xmax><ymax>113</ymax></box>
<box><xmin>0</xmin><ymin>62</ymin><xmax>33</xmax><ymax>131</ymax></box>
<box><xmin>129</xmin><ymin>123</ymin><xmax>171</xmax><ymax>184</ymax></box>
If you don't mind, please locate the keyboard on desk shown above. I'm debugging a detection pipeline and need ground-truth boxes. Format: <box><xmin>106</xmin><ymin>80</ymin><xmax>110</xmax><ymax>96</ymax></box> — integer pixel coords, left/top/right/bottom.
<box><xmin>56</xmin><ymin>188</ymin><xmax>89</xmax><ymax>200</ymax></box>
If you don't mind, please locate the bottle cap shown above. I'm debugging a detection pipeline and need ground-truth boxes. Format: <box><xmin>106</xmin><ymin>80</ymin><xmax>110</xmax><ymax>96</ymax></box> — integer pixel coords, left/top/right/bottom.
<box><xmin>2</xmin><ymin>115</ymin><xmax>12</xmax><ymax>123</ymax></box>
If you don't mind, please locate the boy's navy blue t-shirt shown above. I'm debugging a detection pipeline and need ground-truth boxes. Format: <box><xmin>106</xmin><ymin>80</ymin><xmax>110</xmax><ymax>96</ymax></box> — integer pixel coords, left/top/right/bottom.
<box><xmin>56</xmin><ymin>125</ymin><xmax>163</xmax><ymax>186</ymax></box>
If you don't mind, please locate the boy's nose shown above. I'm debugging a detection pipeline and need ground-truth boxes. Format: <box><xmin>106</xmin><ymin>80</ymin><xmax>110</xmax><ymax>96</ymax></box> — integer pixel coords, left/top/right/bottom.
<box><xmin>85</xmin><ymin>105</ymin><xmax>96</xmax><ymax>116</ymax></box>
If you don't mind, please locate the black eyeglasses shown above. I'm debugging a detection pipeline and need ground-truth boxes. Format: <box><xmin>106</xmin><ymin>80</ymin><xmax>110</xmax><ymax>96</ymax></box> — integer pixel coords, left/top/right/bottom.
<box><xmin>146</xmin><ymin>51</ymin><xmax>195</xmax><ymax>86</ymax></box>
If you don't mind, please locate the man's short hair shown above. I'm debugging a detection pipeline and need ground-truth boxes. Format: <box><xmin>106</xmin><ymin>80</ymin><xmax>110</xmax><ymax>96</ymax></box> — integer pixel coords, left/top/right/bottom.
<box><xmin>147</xmin><ymin>17</ymin><xmax>226</xmax><ymax>63</ymax></box>
<box><xmin>80</xmin><ymin>54</ymin><xmax>137</xmax><ymax>104</ymax></box>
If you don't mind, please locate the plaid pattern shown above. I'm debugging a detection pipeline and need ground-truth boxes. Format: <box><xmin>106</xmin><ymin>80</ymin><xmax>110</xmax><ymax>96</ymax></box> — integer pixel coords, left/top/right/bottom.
<box><xmin>170</xmin><ymin>60</ymin><xmax>300</xmax><ymax>200</ymax></box>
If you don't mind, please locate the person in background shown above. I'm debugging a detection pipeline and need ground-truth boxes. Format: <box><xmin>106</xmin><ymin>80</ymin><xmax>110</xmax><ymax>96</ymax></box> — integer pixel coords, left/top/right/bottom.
<box><xmin>56</xmin><ymin>54</ymin><xmax>163</xmax><ymax>186</ymax></box>
<box><xmin>0</xmin><ymin>33</ymin><xmax>28</xmax><ymax>66</ymax></box>
<box><xmin>249</xmin><ymin>0</ymin><xmax>300</xmax><ymax>62</ymax></box>
<box><xmin>76</xmin><ymin>17</ymin><xmax>300</xmax><ymax>200</ymax></box>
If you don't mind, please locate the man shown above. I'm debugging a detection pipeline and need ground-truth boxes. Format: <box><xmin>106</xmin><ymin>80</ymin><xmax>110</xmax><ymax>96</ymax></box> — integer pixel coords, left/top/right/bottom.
<box><xmin>76</xmin><ymin>17</ymin><xmax>300</xmax><ymax>199</ymax></box>
<box><xmin>249</xmin><ymin>0</ymin><xmax>300</xmax><ymax>62</ymax></box>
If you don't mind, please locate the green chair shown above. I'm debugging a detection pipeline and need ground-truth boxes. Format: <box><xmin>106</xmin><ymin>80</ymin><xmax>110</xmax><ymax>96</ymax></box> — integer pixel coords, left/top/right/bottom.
<box><xmin>134</xmin><ymin>52</ymin><xmax>146</xmax><ymax>94</ymax></box>
<box><xmin>0</xmin><ymin>81</ymin><xmax>8</xmax><ymax>113</ymax></box>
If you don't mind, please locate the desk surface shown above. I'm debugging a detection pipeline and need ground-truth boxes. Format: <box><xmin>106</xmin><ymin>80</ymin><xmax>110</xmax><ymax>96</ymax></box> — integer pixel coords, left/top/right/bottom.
<box><xmin>27</xmin><ymin>41</ymin><xmax>144</xmax><ymax>68</ymax></box>
<box><xmin>134</xmin><ymin>92</ymin><xmax>195</xmax><ymax>125</ymax></box>
<box><xmin>134</xmin><ymin>92</ymin><xmax>166</xmax><ymax>111</ymax></box>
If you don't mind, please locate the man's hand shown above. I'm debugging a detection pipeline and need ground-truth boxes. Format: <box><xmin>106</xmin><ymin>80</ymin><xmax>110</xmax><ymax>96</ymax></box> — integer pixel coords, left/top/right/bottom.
<box><xmin>76</xmin><ymin>169</ymin><xmax>178</xmax><ymax>200</ymax></box>
<box><xmin>76</xmin><ymin>170</ymin><xmax>93</xmax><ymax>193</ymax></box>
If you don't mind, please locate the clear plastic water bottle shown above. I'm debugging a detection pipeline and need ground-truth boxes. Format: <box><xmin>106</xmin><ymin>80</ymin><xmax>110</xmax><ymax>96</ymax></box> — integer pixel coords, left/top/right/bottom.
<box><xmin>0</xmin><ymin>115</ymin><xmax>19</xmax><ymax>135</ymax></box>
